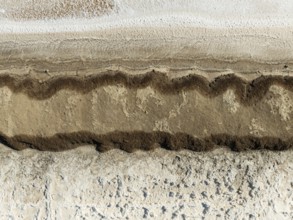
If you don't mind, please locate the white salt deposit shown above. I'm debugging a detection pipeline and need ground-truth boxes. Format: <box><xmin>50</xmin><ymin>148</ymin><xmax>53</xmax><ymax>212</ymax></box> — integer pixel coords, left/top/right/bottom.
<box><xmin>0</xmin><ymin>0</ymin><xmax>293</xmax><ymax>33</ymax></box>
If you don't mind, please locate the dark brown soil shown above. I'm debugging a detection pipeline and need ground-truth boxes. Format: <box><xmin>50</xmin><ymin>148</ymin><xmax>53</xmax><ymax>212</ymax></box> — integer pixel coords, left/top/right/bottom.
<box><xmin>0</xmin><ymin>131</ymin><xmax>292</xmax><ymax>152</ymax></box>
<box><xmin>0</xmin><ymin>71</ymin><xmax>292</xmax><ymax>105</ymax></box>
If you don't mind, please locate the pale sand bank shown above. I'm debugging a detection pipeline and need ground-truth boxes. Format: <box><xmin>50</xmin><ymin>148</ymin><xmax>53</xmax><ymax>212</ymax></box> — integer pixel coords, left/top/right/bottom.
<box><xmin>1</xmin><ymin>0</ymin><xmax>293</xmax><ymax>68</ymax></box>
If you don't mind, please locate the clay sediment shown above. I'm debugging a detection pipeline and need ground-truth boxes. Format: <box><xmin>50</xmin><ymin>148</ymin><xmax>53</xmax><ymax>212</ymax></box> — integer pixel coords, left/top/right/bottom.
<box><xmin>0</xmin><ymin>71</ymin><xmax>292</xmax><ymax>104</ymax></box>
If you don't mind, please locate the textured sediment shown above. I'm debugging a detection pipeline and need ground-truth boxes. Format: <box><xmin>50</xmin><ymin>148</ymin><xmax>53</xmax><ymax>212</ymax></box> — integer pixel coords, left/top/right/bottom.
<box><xmin>0</xmin><ymin>1</ymin><xmax>293</xmax><ymax>219</ymax></box>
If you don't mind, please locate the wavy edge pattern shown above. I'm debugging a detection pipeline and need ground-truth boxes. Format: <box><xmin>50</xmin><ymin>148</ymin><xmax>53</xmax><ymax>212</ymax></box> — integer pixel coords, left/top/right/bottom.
<box><xmin>0</xmin><ymin>131</ymin><xmax>292</xmax><ymax>152</ymax></box>
<box><xmin>0</xmin><ymin>71</ymin><xmax>292</xmax><ymax>104</ymax></box>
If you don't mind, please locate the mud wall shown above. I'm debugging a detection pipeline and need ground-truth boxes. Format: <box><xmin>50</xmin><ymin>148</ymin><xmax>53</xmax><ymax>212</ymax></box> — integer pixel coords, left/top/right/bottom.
<box><xmin>0</xmin><ymin>1</ymin><xmax>292</xmax><ymax>219</ymax></box>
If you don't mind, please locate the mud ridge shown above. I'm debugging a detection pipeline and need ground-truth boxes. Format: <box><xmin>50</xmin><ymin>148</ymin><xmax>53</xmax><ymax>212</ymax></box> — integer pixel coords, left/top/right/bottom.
<box><xmin>0</xmin><ymin>71</ymin><xmax>292</xmax><ymax>104</ymax></box>
<box><xmin>0</xmin><ymin>131</ymin><xmax>292</xmax><ymax>152</ymax></box>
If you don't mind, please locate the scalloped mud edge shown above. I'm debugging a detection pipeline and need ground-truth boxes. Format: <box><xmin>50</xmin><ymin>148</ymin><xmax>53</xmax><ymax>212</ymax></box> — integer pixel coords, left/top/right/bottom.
<box><xmin>0</xmin><ymin>1</ymin><xmax>293</xmax><ymax>151</ymax></box>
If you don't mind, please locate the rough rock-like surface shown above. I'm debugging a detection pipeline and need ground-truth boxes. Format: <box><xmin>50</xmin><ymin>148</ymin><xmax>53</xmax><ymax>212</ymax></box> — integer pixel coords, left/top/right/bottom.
<box><xmin>0</xmin><ymin>145</ymin><xmax>292</xmax><ymax>219</ymax></box>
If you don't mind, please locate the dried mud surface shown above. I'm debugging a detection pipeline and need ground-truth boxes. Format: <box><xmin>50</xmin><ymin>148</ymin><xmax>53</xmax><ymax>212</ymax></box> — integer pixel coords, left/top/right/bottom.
<box><xmin>1</xmin><ymin>1</ymin><xmax>292</xmax><ymax>219</ymax></box>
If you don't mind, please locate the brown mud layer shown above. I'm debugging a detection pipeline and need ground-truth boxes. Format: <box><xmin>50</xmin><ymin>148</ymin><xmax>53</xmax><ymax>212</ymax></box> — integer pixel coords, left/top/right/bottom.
<box><xmin>0</xmin><ymin>70</ymin><xmax>292</xmax><ymax>151</ymax></box>
<box><xmin>1</xmin><ymin>131</ymin><xmax>292</xmax><ymax>152</ymax></box>
<box><xmin>0</xmin><ymin>71</ymin><xmax>292</xmax><ymax>104</ymax></box>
